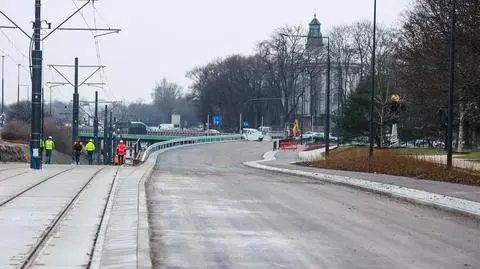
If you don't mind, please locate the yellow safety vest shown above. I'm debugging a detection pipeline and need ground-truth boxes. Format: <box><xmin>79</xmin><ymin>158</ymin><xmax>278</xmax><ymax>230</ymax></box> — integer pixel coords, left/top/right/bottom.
<box><xmin>45</xmin><ymin>139</ymin><xmax>54</xmax><ymax>150</ymax></box>
<box><xmin>85</xmin><ymin>141</ymin><xmax>96</xmax><ymax>152</ymax></box>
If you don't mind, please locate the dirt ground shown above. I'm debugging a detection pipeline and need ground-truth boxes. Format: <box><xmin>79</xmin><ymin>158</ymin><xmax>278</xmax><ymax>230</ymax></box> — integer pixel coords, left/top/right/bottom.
<box><xmin>0</xmin><ymin>140</ymin><xmax>71</xmax><ymax>164</ymax></box>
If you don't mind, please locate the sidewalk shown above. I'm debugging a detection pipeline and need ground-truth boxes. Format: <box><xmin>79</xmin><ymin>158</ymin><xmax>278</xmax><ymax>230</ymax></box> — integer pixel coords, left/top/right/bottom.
<box><xmin>91</xmin><ymin>164</ymin><xmax>153</xmax><ymax>269</ymax></box>
<box><xmin>266</xmin><ymin>150</ymin><xmax>480</xmax><ymax>203</ymax></box>
<box><xmin>244</xmin><ymin>149</ymin><xmax>480</xmax><ymax>217</ymax></box>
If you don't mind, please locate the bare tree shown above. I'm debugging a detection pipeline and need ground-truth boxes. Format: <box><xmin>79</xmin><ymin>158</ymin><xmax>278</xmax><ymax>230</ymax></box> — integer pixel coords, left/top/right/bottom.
<box><xmin>351</xmin><ymin>21</ymin><xmax>374</xmax><ymax>79</ymax></box>
<box><xmin>330</xmin><ymin>25</ymin><xmax>355</xmax><ymax>110</ymax></box>
<box><xmin>152</xmin><ymin>78</ymin><xmax>183</xmax><ymax>123</ymax></box>
<box><xmin>257</xmin><ymin>25</ymin><xmax>311</xmax><ymax>123</ymax></box>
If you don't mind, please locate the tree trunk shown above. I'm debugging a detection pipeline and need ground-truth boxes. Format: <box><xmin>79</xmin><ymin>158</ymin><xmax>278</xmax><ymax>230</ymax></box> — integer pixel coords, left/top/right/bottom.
<box><xmin>457</xmin><ymin>104</ymin><xmax>465</xmax><ymax>152</ymax></box>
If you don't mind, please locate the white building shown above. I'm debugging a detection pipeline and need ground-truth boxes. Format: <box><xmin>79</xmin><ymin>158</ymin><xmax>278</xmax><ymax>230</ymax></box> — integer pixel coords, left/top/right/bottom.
<box><xmin>296</xmin><ymin>15</ymin><xmax>361</xmax><ymax>131</ymax></box>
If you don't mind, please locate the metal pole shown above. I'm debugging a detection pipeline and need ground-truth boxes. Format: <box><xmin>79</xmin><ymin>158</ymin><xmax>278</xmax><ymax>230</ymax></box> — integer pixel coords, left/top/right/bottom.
<box><xmin>369</xmin><ymin>0</ymin><xmax>377</xmax><ymax>158</ymax></box>
<box><xmin>109</xmin><ymin>111</ymin><xmax>113</xmax><ymax>164</ymax></box>
<box><xmin>94</xmin><ymin>91</ymin><xmax>99</xmax><ymax>164</ymax></box>
<box><xmin>1</xmin><ymin>56</ymin><xmax>4</xmax><ymax>114</ymax></box>
<box><xmin>325</xmin><ymin>37</ymin><xmax>331</xmax><ymax>155</ymax></box>
<box><xmin>447</xmin><ymin>0</ymin><xmax>456</xmax><ymax>169</ymax></box>
<box><xmin>301</xmin><ymin>92</ymin><xmax>304</xmax><ymax>144</ymax></box>
<box><xmin>311</xmin><ymin>114</ymin><xmax>314</xmax><ymax>132</ymax></box>
<box><xmin>41</xmin><ymin>86</ymin><xmax>44</xmax><ymax>137</ymax></box>
<box><xmin>31</xmin><ymin>0</ymin><xmax>43</xmax><ymax>169</ymax></box>
<box><xmin>103</xmin><ymin>104</ymin><xmax>108</xmax><ymax>164</ymax></box>
<box><xmin>17</xmin><ymin>64</ymin><xmax>20</xmax><ymax>106</ymax></box>
<box><xmin>207</xmin><ymin>114</ymin><xmax>210</xmax><ymax>130</ymax></box>
<box><xmin>72</xmin><ymin>57</ymin><xmax>79</xmax><ymax>163</ymax></box>
<box><xmin>49</xmin><ymin>86</ymin><xmax>52</xmax><ymax>115</ymax></box>
<box><xmin>239</xmin><ymin>113</ymin><xmax>242</xmax><ymax>134</ymax></box>
<box><xmin>113</xmin><ymin>116</ymin><xmax>117</xmax><ymax>163</ymax></box>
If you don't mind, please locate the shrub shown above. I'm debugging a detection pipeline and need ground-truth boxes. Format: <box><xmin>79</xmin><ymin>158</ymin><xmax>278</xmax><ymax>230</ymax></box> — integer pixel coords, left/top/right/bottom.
<box><xmin>44</xmin><ymin>119</ymin><xmax>72</xmax><ymax>154</ymax></box>
<box><xmin>1</xmin><ymin>120</ymin><xmax>30</xmax><ymax>142</ymax></box>
<box><xmin>303</xmin><ymin>147</ymin><xmax>480</xmax><ymax>186</ymax></box>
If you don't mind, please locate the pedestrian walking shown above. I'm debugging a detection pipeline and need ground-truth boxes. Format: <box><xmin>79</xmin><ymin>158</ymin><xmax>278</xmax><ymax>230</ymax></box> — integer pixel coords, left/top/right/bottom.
<box><xmin>85</xmin><ymin>139</ymin><xmax>96</xmax><ymax>165</ymax></box>
<box><xmin>116</xmin><ymin>140</ymin><xmax>126</xmax><ymax>165</ymax></box>
<box><xmin>73</xmin><ymin>140</ymin><xmax>83</xmax><ymax>165</ymax></box>
<box><xmin>44</xmin><ymin>136</ymin><xmax>55</xmax><ymax>164</ymax></box>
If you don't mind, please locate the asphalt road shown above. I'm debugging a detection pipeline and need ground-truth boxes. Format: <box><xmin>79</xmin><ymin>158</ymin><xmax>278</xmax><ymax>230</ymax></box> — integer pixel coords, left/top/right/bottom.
<box><xmin>147</xmin><ymin>142</ymin><xmax>480</xmax><ymax>269</ymax></box>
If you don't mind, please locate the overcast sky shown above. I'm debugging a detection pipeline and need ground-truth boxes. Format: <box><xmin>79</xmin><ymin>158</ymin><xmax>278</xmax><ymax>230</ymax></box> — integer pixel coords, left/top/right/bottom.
<box><xmin>0</xmin><ymin>0</ymin><xmax>413</xmax><ymax>106</ymax></box>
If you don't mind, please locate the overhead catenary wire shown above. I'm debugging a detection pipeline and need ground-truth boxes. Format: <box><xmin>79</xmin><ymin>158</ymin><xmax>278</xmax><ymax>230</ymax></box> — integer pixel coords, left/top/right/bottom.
<box><xmin>0</xmin><ymin>46</ymin><xmax>29</xmax><ymax>74</ymax></box>
<box><xmin>92</xmin><ymin>1</ymin><xmax>117</xmax><ymax>102</ymax></box>
<box><xmin>70</xmin><ymin>0</ymin><xmax>118</xmax><ymax>102</ymax></box>
<box><xmin>0</xmin><ymin>29</ymin><xmax>29</xmax><ymax>60</ymax></box>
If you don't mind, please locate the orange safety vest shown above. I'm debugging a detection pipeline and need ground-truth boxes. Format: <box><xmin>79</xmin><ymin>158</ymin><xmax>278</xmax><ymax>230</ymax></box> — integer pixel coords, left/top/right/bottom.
<box><xmin>116</xmin><ymin>143</ymin><xmax>126</xmax><ymax>155</ymax></box>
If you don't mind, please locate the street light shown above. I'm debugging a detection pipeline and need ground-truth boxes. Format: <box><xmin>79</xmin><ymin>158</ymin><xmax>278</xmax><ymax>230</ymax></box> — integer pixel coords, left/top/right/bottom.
<box><xmin>447</xmin><ymin>0</ymin><xmax>456</xmax><ymax>169</ymax></box>
<box><xmin>279</xmin><ymin>33</ymin><xmax>331</xmax><ymax>155</ymax></box>
<box><xmin>48</xmin><ymin>84</ymin><xmax>62</xmax><ymax>115</ymax></box>
<box><xmin>1</xmin><ymin>56</ymin><xmax>4</xmax><ymax>115</ymax></box>
<box><xmin>369</xmin><ymin>0</ymin><xmax>377</xmax><ymax>158</ymax></box>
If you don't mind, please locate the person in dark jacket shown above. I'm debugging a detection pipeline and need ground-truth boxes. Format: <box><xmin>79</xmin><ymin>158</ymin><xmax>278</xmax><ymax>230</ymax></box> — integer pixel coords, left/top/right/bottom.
<box><xmin>73</xmin><ymin>140</ymin><xmax>83</xmax><ymax>165</ymax></box>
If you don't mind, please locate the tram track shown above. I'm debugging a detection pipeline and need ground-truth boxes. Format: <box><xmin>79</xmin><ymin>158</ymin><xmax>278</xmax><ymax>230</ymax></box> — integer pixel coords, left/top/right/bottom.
<box><xmin>19</xmin><ymin>167</ymin><xmax>106</xmax><ymax>268</ymax></box>
<box><xmin>0</xmin><ymin>171</ymin><xmax>30</xmax><ymax>183</ymax></box>
<box><xmin>0</xmin><ymin>167</ymin><xmax>74</xmax><ymax>208</ymax></box>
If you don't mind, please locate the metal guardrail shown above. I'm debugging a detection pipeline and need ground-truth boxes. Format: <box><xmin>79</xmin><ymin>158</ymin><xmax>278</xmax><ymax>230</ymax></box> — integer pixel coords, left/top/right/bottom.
<box><xmin>140</xmin><ymin>134</ymin><xmax>243</xmax><ymax>162</ymax></box>
<box><xmin>78</xmin><ymin>131</ymin><xmax>236</xmax><ymax>139</ymax></box>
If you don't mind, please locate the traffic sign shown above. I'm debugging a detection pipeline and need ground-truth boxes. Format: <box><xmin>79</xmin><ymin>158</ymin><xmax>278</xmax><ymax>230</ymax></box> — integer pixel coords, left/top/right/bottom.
<box><xmin>213</xmin><ymin>115</ymin><xmax>222</xmax><ymax>126</ymax></box>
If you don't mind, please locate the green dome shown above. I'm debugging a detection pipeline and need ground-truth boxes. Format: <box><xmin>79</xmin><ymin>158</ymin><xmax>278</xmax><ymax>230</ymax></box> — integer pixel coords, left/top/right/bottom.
<box><xmin>309</xmin><ymin>14</ymin><xmax>321</xmax><ymax>26</ymax></box>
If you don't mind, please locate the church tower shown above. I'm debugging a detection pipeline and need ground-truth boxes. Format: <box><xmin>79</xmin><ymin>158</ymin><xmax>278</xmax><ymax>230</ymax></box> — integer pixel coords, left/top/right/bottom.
<box><xmin>306</xmin><ymin>14</ymin><xmax>323</xmax><ymax>50</ymax></box>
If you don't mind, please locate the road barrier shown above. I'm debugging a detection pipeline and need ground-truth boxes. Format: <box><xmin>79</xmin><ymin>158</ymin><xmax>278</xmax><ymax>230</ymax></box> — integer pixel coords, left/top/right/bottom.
<box><xmin>279</xmin><ymin>141</ymin><xmax>298</xmax><ymax>150</ymax></box>
<box><xmin>140</xmin><ymin>134</ymin><xmax>243</xmax><ymax>163</ymax></box>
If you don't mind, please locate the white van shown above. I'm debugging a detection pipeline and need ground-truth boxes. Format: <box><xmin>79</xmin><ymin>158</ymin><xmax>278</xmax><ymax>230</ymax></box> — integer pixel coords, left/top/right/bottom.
<box><xmin>242</xmin><ymin>128</ymin><xmax>264</xmax><ymax>141</ymax></box>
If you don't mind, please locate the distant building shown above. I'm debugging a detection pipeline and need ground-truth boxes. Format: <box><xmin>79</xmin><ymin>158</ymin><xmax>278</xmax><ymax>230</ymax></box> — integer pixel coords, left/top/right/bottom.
<box><xmin>297</xmin><ymin>14</ymin><xmax>361</xmax><ymax>131</ymax></box>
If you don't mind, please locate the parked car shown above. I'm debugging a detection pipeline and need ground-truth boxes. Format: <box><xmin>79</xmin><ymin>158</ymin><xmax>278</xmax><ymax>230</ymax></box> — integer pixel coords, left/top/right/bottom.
<box><xmin>302</xmin><ymin>131</ymin><xmax>318</xmax><ymax>140</ymax></box>
<box><xmin>205</xmin><ymin>129</ymin><xmax>221</xmax><ymax>135</ymax></box>
<box><xmin>242</xmin><ymin>128</ymin><xmax>264</xmax><ymax>141</ymax></box>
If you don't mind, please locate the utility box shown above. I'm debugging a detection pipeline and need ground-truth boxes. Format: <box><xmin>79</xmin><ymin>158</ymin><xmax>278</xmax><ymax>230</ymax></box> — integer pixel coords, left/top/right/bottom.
<box><xmin>171</xmin><ymin>114</ymin><xmax>181</xmax><ymax>129</ymax></box>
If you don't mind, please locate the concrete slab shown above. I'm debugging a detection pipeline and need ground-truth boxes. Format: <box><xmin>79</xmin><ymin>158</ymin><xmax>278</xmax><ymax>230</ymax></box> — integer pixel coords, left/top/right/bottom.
<box><xmin>91</xmin><ymin>164</ymin><xmax>154</xmax><ymax>269</ymax></box>
<box><xmin>31</xmin><ymin>167</ymin><xmax>118</xmax><ymax>268</ymax></box>
<box><xmin>0</xmin><ymin>161</ymin><xmax>154</xmax><ymax>268</ymax></box>
<box><xmin>0</xmin><ymin>166</ymin><xmax>102</xmax><ymax>268</ymax></box>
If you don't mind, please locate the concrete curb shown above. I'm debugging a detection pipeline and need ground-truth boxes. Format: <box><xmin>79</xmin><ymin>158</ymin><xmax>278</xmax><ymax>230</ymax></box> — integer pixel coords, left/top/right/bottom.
<box><xmin>137</xmin><ymin>164</ymin><xmax>155</xmax><ymax>269</ymax></box>
<box><xmin>89</xmin><ymin>167</ymin><xmax>122</xmax><ymax>269</ymax></box>
<box><xmin>244</xmin><ymin>151</ymin><xmax>480</xmax><ymax>218</ymax></box>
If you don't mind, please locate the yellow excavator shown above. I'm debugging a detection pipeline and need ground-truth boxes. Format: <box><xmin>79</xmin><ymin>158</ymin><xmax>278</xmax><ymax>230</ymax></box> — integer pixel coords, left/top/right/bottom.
<box><xmin>287</xmin><ymin>120</ymin><xmax>300</xmax><ymax>137</ymax></box>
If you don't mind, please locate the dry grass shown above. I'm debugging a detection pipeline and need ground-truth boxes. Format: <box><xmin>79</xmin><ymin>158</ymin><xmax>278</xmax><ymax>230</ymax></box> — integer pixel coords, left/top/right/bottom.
<box><xmin>303</xmin><ymin>147</ymin><xmax>480</xmax><ymax>186</ymax></box>
<box><xmin>1</xmin><ymin>119</ymin><xmax>71</xmax><ymax>155</ymax></box>
<box><xmin>44</xmin><ymin>119</ymin><xmax>72</xmax><ymax>154</ymax></box>
<box><xmin>1</xmin><ymin>120</ymin><xmax>30</xmax><ymax>142</ymax></box>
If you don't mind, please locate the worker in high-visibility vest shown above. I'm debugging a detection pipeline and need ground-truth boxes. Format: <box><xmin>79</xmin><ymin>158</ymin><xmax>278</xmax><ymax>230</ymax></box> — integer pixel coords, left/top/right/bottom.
<box><xmin>40</xmin><ymin>138</ymin><xmax>44</xmax><ymax>161</ymax></box>
<box><xmin>116</xmin><ymin>140</ymin><xmax>126</xmax><ymax>165</ymax></box>
<box><xmin>44</xmin><ymin>136</ymin><xmax>55</xmax><ymax>164</ymax></box>
<box><xmin>85</xmin><ymin>139</ymin><xmax>96</xmax><ymax>165</ymax></box>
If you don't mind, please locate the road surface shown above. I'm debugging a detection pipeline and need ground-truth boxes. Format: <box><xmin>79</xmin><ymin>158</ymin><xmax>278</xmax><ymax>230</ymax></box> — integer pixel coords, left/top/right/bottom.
<box><xmin>147</xmin><ymin>142</ymin><xmax>480</xmax><ymax>269</ymax></box>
